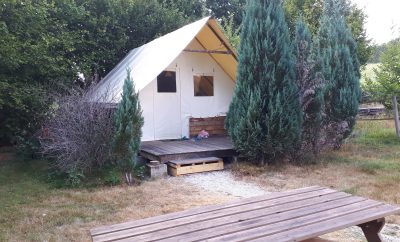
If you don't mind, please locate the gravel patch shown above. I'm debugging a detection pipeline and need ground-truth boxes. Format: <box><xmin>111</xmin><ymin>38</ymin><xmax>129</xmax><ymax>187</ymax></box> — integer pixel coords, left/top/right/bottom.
<box><xmin>179</xmin><ymin>171</ymin><xmax>268</xmax><ymax>198</ymax></box>
<box><xmin>321</xmin><ymin>224</ymin><xmax>400</xmax><ymax>242</ymax></box>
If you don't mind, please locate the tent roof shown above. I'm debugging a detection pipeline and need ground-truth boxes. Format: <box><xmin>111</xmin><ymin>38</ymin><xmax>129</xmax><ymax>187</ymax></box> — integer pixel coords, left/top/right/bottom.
<box><xmin>90</xmin><ymin>16</ymin><xmax>237</xmax><ymax>103</ymax></box>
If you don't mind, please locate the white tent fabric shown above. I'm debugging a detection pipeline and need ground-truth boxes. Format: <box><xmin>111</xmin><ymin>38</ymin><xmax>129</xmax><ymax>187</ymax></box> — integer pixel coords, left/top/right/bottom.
<box><xmin>91</xmin><ymin>16</ymin><xmax>212</xmax><ymax>103</ymax></box>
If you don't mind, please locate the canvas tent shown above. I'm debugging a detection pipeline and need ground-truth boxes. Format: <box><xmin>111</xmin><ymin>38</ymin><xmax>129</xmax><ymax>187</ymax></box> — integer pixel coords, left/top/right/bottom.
<box><xmin>91</xmin><ymin>16</ymin><xmax>238</xmax><ymax>141</ymax></box>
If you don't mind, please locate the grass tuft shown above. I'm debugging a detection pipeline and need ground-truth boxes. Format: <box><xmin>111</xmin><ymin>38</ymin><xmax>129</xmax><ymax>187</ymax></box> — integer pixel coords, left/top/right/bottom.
<box><xmin>342</xmin><ymin>187</ymin><xmax>359</xmax><ymax>195</ymax></box>
<box><xmin>354</xmin><ymin>120</ymin><xmax>400</xmax><ymax>146</ymax></box>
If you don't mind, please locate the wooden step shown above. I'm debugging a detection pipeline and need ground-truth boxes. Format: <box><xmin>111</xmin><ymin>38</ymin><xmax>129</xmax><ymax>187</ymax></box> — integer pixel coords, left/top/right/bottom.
<box><xmin>167</xmin><ymin>157</ymin><xmax>223</xmax><ymax>176</ymax></box>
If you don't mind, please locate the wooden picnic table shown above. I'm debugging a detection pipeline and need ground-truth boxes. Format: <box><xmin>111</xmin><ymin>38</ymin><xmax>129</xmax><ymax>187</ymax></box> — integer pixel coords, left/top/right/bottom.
<box><xmin>90</xmin><ymin>186</ymin><xmax>400</xmax><ymax>242</ymax></box>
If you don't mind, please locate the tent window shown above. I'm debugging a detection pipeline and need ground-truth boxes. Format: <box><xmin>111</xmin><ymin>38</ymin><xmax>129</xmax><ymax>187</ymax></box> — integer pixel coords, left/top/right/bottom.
<box><xmin>157</xmin><ymin>71</ymin><xmax>176</xmax><ymax>93</ymax></box>
<box><xmin>194</xmin><ymin>75</ymin><xmax>214</xmax><ymax>96</ymax></box>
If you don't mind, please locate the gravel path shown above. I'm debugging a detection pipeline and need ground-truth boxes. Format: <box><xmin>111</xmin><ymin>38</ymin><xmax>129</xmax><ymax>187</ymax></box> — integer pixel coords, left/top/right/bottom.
<box><xmin>174</xmin><ymin>170</ymin><xmax>400</xmax><ymax>241</ymax></box>
<box><xmin>180</xmin><ymin>170</ymin><xmax>267</xmax><ymax>198</ymax></box>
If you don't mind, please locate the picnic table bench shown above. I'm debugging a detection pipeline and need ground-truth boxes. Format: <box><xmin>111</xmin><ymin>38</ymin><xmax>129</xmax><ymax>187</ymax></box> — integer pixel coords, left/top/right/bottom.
<box><xmin>90</xmin><ymin>186</ymin><xmax>400</xmax><ymax>242</ymax></box>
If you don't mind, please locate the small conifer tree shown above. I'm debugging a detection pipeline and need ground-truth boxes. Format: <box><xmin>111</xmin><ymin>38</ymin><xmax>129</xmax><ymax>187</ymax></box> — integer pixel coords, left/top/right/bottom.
<box><xmin>226</xmin><ymin>0</ymin><xmax>302</xmax><ymax>164</ymax></box>
<box><xmin>314</xmin><ymin>0</ymin><xmax>361</xmax><ymax>148</ymax></box>
<box><xmin>113</xmin><ymin>70</ymin><xmax>144</xmax><ymax>185</ymax></box>
<box><xmin>294</xmin><ymin>18</ymin><xmax>324</xmax><ymax>155</ymax></box>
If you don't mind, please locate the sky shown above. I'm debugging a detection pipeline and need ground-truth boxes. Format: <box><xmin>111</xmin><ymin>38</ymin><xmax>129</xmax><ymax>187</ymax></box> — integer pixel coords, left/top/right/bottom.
<box><xmin>350</xmin><ymin>0</ymin><xmax>400</xmax><ymax>44</ymax></box>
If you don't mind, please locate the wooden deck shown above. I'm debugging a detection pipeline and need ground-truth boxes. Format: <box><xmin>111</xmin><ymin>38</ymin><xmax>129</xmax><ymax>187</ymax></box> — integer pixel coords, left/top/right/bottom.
<box><xmin>140</xmin><ymin>136</ymin><xmax>237</xmax><ymax>163</ymax></box>
<box><xmin>90</xmin><ymin>186</ymin><xmax>400</xmax><ymax>242</ymax></box>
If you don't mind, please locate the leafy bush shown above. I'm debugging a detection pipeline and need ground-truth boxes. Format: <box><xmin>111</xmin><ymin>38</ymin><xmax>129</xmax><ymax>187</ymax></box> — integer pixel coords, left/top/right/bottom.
<box><xmin>104</xmin><ymin>168</ymin><xmax>122</xmax><ymax>186</ymax></box>
<box><xmin>0</xmin><ymin>82</ymin><xmax>49</xmax><ymax>146</ymax></box>
<box><xmin>15</xmin><ymin>135</ymin><xmax>42</xmax><ymax>161</ymax></box>
<box><xmin>65</xmin><ymin>170</ymin><xmax>85</xmax><ymax>188</ymax></box>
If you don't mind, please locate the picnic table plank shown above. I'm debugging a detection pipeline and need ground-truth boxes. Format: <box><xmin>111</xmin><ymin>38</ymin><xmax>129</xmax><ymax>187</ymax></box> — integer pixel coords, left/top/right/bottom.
<box><xmin>92</xmin><ymin>189</ymin><xmax>337</xmax><ymax>241</ymax></box>
<box><xmin>249</xmin><ymin>205</ymin><xmax>400</xmax><ymax>242</ymax></box>
<box><xmin>97</xmin><ymin>192</ymin><xmax>352</xmax><ymax>242</ymax></box>
<box><xmin>201</xmin><ymin>200</ymin><xmax>384</xmax><ymax>242</ymax></box>
<box><xmin>121</xmin><ymin>195</ymin><xmax>365</xmax><ymax>242</ymax></box>
<box><xmin>90</xmin><ymin>186</ymin><xmax>400</xmax><ymax>242</ymax></box>
<box><xmin>91</xmin><ymin>186</ymin><xmax>322</xmax><ymax>236</ymax></box>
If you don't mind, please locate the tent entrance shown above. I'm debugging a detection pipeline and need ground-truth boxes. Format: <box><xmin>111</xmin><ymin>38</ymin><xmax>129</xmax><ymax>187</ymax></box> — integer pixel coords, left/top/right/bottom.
<box><xmin>153</xmin><ymin>69</ymin><xmax>181</xmax><ymax>140</ymax></box>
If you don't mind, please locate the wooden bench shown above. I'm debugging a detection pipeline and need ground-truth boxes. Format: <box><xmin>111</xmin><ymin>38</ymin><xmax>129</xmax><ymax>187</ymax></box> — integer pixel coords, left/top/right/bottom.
<box><xmin>90</xmin><ymin>186</ymin><xmax>400</xmax><ymax>242</ymax></box>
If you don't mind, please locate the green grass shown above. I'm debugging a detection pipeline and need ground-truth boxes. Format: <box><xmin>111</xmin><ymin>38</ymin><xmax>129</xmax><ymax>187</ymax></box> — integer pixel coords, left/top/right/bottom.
<box><xmin>357</xmin><ymin>161</ymin><xmax>400</xmax><ymax>174</ymax></box>
<box><xmin>353</xmin><ymin>120</ymin><xmax>400</xmax><ymax>146</ymax></box>
<box><xmin>342</xmin><ymin>121</ymin><xmax>400</xmax><ymax>183</ymax></box>
<box><xmin>0</xmin><ymin>158</ymin><xmax>51</xmax><ymax>240</ymax></box>
<box><xmin>342</xmin><ymin>186</ymin><xmax>359</xmax><ymax>195</ymax></box>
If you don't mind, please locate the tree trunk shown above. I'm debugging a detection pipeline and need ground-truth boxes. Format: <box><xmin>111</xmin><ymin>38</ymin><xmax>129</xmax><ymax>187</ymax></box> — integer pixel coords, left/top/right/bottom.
<box><xmin>125</xmin><ymin>172</ymin><xmax>132</xmax><ymax>186</ymax></box>
<box><xmin>258</xmin><ymin>158</ymin><xmax>265</xmax><ymax>166</ymax></box>
<box><xmin>393</xmin><ymin>96</ymin><xmax>400</xmax><ymax>139</ymax></box>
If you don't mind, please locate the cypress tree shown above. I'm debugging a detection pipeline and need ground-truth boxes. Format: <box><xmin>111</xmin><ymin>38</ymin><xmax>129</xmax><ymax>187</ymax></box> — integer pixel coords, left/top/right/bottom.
<box><xmin>226</xmin><ymin>0</ymin><xmax>302</xmax><ymax>164</ymax></box>
<box><xmin>293</xmin><ymin>18</ymin><xmax>323</xmax><ymax>155</ymax></box>
<box><xmin>314</xmin><ymin>0</ymin><xmax>361</xmax><ymax>147</ymax></box>
<box><xmin>113</xmin><ymin>70</ymin><xmax>144</xmax><ymax>185</ymax></box>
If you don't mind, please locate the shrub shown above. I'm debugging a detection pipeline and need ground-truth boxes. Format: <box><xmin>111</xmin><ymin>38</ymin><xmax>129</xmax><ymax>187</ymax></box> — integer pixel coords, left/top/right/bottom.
<box><xmin>226</xmin><ymin>0</ymin><xmax>302</xmax><ymax>165</ymax></box>
<box><xmin>104</xmin><ymin>168</ymin><xmax>122</xmax><ymax>186</ymax></box>
<box><xmin>40</xmin><ymin>87</ymin><xmax>117</xmax><ymax>178</ymax></box>
<box><xmin>112</xmin><ymin>70</ymin><xmax>144</xmax><ymax>185</ymax></box>
<box><xmin>314</xmin><ymin>0</ymin><xmax>361</xmax><ymax>149</ymax></box>
<box><xmin>293</xmin><ymin>18</ymin><xmax>324</xmax><ymax>155</ymax></box>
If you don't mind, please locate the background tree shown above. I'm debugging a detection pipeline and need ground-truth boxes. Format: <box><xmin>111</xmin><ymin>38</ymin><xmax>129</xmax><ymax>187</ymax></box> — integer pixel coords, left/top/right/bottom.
<box><xmin>293</xmin><ymin>19</ymin><xmax>324</xmax><ymax>155</ymax></box>
<box><xmin>205</xmin><ymin>0</ymin><xmax>246</xmax><ymax>28</ymax></box>
<box><xmin>220</xmin><ymin>14</ymin><xmax>241</xmax><ymax>50</ymax></box>
<box><xmin>363</xmin><ymin>40</ymin><xmax>400</xmax><ymax>108</ymax></box>
<box><xmin>113</xmin><ymin>71</ymin><xmax>143</xmax><ymax>185</ymax></box>
<box><xmin>368</xmin><ymin>38</ymin><xmax>400</xmax><ymax>63</ymax></box>
<box><xmin>159</xmin><ymin>0</ymin><xmax>206</xmax><ymax>20</ymax></box>
<box><xmin>0</xmin><ymin>0</ymin><xmax>188</xmax><ymax>145</ymax></box>
<box><xmin>226</xmin><ymin>0</ymin><xmax>302</xmax><ymax>165</ymax></box>
<box><xmin>314</xmin><ymin>0</ymin><xmax>361</xmax><ymax>148</ymax></box>
<box><xmin>284</xmin><ymin>0</ymin><xmax>372</xmax><ymax>67</ymax></box>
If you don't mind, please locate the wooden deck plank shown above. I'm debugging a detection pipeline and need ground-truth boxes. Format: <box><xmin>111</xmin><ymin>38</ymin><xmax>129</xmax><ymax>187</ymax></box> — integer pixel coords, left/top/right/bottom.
<box><xmin>115</xmin><ymin>193</ymin><xmax>360</xmax><ymax>242</ymax></box>
<box><xmin>169</xmin><ymin>157</ymin><xmax>221</xmax><ymax>165</ymax></box>
<box><xmin>156</xmin><ymin>149</ymin><xmax>237</xmax><ymax>163</ymax></box>
<box><xmin>92</xmin><ymin>189</ymin><xmax>338</xmax><ymax>241</ymax></box>
<box><xmin>140</xmin><ymin>136</ymin><xmax>235</xmax><ymax>157</ymax></box>
<box><xmin>140</xmin><ymin>136</ymin><xmax>237</xmax><ymax>163</ymax></box>
<box><xmin>160</xmin><ymin>140</ymin><xmax>225</xmax><ymax>154</ymax></box>
<box><xmin>90</xmin><ymin>186</ymin><xmax>323</xmax><ymax>236</ymax></box>
<box><xmin>143</xmin><ymin>142</ymin><xmax>190</xmax><ymax>154</ymax></box>
<box><xmin>248</xmin><ymin>205</ymin><xmax>400</xmax><ymax>242</ymax></box>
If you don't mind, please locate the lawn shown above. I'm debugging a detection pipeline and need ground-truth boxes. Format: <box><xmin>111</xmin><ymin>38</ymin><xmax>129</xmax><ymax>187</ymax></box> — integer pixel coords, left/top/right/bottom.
<box><xmin>0</xmin><ymin>120</ymin><xmax>399</xmax><ymax>241</ymax></box>
<box><xmin>0</xmin><ymin>155</ymin><xmax>229</xmax><ymax>241</ymax></box>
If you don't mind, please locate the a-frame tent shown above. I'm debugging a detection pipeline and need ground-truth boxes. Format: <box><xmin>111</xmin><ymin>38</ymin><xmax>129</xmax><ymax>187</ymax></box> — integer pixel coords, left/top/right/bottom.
<box><xmin>91</xmin><ymin>16</ymin><xmax>238</xmax><ymax>141</ymax></box>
